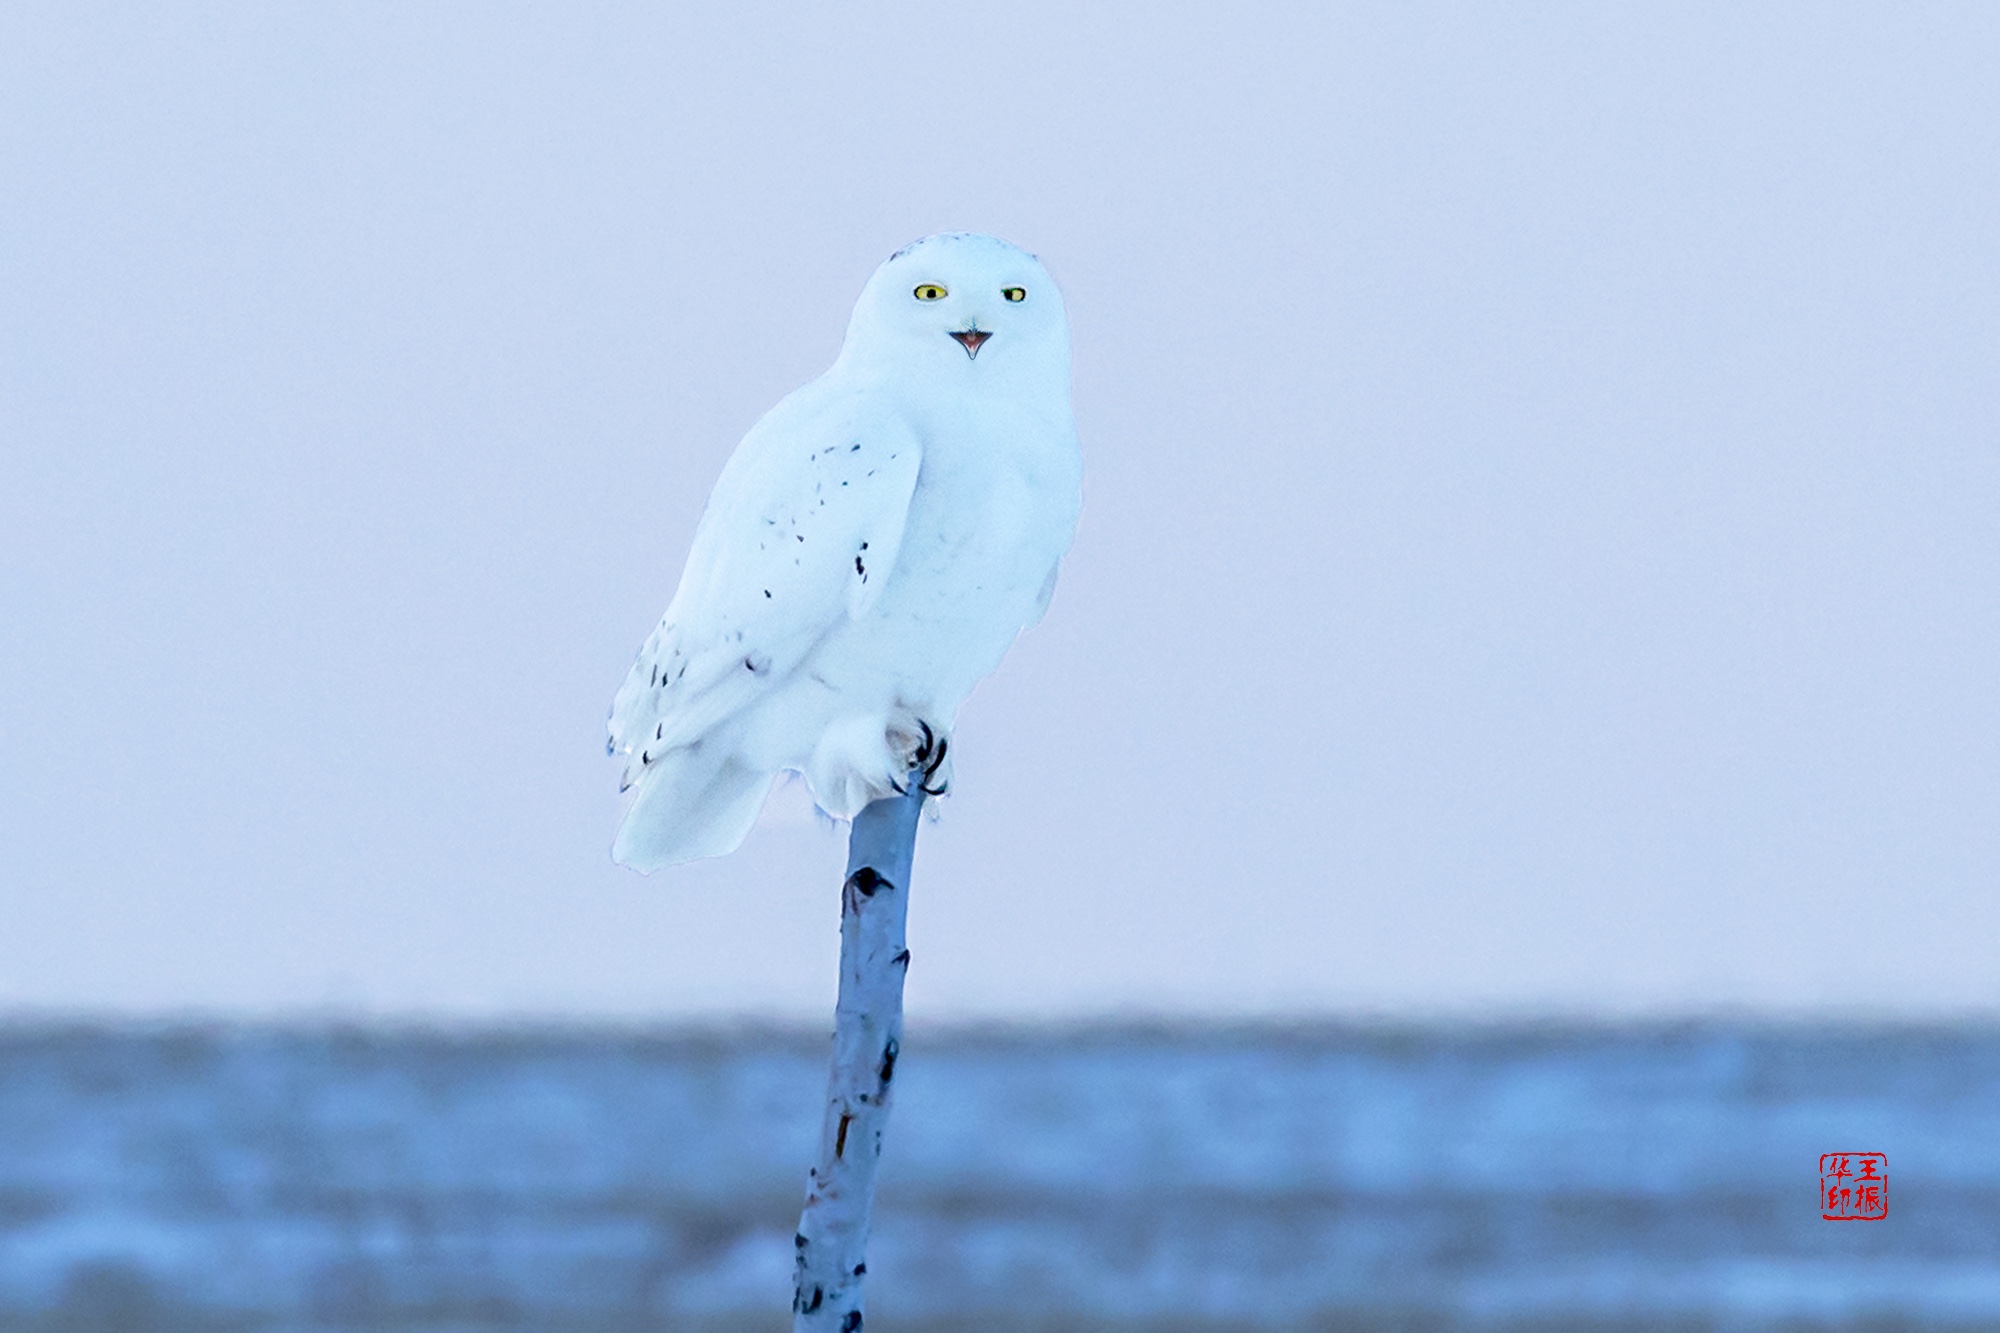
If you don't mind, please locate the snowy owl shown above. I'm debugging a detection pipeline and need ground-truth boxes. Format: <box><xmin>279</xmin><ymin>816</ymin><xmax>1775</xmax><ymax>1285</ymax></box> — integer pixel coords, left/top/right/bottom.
<box><xmin>607</xmin><ymin>233</ymin><xmax>1083</xmax><ymax>870</ymax></box>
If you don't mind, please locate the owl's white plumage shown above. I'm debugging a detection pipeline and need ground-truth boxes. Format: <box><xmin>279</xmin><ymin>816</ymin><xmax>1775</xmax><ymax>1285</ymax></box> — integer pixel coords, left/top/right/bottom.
<box><xmin>608</xmin><ymin>233</ymin><xmax>1082</xmax><ymax>870</ymax></box>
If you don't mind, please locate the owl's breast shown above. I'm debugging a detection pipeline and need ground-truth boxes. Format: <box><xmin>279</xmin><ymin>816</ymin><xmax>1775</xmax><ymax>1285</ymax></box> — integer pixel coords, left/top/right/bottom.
<box><xmin>904</xmin><ymin>410</ymin><xmax>1075</xmax><ymax>581</ymax></box>
<box><xmin>722</xmin><ymin>400</ymin><xmax>1080</xmax><ymax>778</ymax></box>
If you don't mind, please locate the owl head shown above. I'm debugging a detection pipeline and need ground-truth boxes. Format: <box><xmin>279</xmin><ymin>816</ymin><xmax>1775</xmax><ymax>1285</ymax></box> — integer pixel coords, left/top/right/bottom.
<box><xmin>838</xmin><ymin>233</ymin><xmax>1071</xmax><ymax>390</ymax></box>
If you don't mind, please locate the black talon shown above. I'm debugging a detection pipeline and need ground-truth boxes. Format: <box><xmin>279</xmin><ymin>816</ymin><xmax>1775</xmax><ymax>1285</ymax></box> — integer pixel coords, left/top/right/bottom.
<box><xmin>894</xmin><ymin>721</ymin><xmax>948</xmax><ymax>797</ymax></box>
<box><xmin>916</xmin><ymin>735</ymin><xmax>949</xmax><ymax>795</ymax></box>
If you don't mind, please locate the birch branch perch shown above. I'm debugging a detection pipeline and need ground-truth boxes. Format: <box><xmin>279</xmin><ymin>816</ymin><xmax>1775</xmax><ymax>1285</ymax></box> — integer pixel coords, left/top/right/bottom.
<box><xmin>792</xmin><ymin>780</ymin><xmax>924</xmax><ymax>1331</ymax></box>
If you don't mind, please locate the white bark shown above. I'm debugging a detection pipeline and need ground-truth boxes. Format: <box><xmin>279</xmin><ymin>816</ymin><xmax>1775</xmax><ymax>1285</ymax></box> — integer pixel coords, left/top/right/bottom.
<box><xmin>792</xmin><ymin>783</ymin><xmax>924</xmax><ymax>1331</ymax></box>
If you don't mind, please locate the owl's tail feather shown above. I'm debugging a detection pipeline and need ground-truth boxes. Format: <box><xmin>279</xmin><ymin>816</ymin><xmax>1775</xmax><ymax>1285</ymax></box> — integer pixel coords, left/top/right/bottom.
<box><xmin>612</xmin><ymin>745</ymin><xmax>774</xmax><ymax>871</ymax></box>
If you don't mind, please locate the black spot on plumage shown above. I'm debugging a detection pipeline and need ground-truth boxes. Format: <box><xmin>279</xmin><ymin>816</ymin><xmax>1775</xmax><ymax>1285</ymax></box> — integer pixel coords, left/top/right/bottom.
<box><xmin>764</xmin><ymin>589</ymin><xmax>772</xmax><ymax>598</ymax></box>
<box><xmin>841</xmin><ymin>1312</ymin><xmax>862</xmax><ymax>1332</ymax></box>
<box><xmin>855</xmin><ymin>555</ymin><xmax>866</xmax><ymax>578</ymax></box>
<box><xmin>850</xmin><ymin>443</ymin><xmax>861</xmax><ymax>451</ymax></box>
<box><xmin>853</xmin><ymin>1262</ymin><xmax>866</xmax><ymax>1276</ymax></box>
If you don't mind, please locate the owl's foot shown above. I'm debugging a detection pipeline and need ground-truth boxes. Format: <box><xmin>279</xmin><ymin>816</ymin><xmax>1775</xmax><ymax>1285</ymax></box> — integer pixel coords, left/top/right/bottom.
<box><xmin>889</xmin><ymin>719</ymin><xmax>951</xmax><ymax>797</ymax></box>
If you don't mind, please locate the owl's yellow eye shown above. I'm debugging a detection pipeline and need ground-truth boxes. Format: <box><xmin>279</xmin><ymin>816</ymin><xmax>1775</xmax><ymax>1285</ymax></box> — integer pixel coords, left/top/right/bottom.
<box><xmin>1002</xmin><ymin>286</ymin><xmax>1026</xmax><ymax>303</ymax></box>
<box><xmin>913</xmin><ymin>284</ymin><xmax>948</xmax><ymax>302</ymax></box>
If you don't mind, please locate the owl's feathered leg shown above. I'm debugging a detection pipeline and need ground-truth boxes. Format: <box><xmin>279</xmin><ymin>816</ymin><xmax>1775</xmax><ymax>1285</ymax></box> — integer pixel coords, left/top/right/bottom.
<box><xmin>806</xmin><ymin>717</ymin><xmax>900</xmax><ymax>819</ymax></box>
<box><xmin>806</xmin><ymin>712</ymin><xmax>952</xmax><ymax>816</ymax></box>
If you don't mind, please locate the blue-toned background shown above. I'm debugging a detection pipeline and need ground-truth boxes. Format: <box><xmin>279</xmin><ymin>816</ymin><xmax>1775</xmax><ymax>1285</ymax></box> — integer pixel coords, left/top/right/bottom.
<box><xmin>3</xmin><ymin>1022</ymin><xmax>1994</xmax><ymax>1329</ymax></box>
<box><xmin>4</xmin><ymin>1</ymin><xmax>1996</xmax><ymax>1021</ymax></box>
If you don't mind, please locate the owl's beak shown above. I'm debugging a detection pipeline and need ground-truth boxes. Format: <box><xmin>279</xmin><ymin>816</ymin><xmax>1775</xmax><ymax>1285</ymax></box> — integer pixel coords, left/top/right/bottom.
<box><xmin>949</xmin><ymin>328</ymin><xmax>991</xmax><ymax>359</ymax></box>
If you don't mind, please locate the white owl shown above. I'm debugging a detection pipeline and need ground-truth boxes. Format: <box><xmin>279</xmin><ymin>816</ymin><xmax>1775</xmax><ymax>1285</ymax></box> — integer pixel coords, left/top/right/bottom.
<box><xmin>607</xmin><ymin>233</ymin><xmax>1083</xmax><ymax>870</ymax></box>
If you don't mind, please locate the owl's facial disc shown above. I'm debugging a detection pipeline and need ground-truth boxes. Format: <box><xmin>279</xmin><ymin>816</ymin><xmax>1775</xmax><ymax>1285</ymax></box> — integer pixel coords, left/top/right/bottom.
<box><xmin>949</xmin><ymin>328</ymin><xmax>991</xmax><ymax>360</ymax></box>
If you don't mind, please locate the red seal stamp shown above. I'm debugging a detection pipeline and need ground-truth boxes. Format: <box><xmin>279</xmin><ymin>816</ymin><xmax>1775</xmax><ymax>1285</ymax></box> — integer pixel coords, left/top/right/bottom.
<box><xmin>1820</xmin><ymin>1152</ymin><xmax>1887</xmax><ymax>1220</ymax></box>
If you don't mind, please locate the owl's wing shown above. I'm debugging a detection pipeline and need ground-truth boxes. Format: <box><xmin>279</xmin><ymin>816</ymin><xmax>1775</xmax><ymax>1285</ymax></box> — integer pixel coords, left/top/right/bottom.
<box><xmin>608</xmin><ymin>389</ymin><xmax>923</xmax><ymax>790</ymax></box>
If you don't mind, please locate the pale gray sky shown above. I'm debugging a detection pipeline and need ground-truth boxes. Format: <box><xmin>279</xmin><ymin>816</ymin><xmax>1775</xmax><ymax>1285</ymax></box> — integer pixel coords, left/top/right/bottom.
<box><xmin>3</xmin><ymin>3</ymin><xmax>1995</xmax><ymax>1019</ymax></box>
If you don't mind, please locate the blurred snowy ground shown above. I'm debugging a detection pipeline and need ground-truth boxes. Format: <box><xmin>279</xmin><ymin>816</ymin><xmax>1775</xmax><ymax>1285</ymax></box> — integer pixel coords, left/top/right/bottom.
<box><xmin>0</xmin><ymin>1022</ymin><xmax>1993</xmax><ymax>1331</ymax></box>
